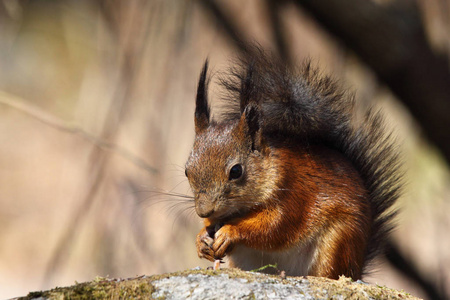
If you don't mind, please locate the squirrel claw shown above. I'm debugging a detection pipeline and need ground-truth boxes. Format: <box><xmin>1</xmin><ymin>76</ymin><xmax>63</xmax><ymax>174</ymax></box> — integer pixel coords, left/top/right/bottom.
<box><xmin>196</xmin><ymin>227</ymin><xmax>215</xmax><ymax>262</ymax></box>
<box><xmin>197</xmin><ymin>241</ymin><xmax>215</xmax><ymax>262</ymax></box>
<box><xmin>197</xmin><ymin>245</ymin><xmax>215</xmax><ymax>262</ymax></box>
<box><xmin>202</xmin><ymin>236</ymin><xmax>214</xmax><ymax>247</ymax></box>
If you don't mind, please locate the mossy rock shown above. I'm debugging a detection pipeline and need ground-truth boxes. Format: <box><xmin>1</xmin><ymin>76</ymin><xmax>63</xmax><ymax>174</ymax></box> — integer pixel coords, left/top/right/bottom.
<box><xmin>17</xmin><ymin>268</ymin><xmax>420</xmax><ymax>300</ymax></box>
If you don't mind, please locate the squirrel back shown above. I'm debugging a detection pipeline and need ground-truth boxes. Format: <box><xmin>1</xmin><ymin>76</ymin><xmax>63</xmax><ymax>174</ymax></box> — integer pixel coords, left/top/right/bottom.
<box><xmin>185</xmin><ymin>48</ymin><xmax>401</xmax><ymax>279</ymax></box>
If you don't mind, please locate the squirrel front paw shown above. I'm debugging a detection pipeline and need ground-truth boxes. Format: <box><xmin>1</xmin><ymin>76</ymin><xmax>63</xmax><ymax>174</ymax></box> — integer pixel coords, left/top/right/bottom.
<box><xmin>196</xmin><ymin>224</ymin><xmax>239</xmax><ymax>261</ymax></box>
<box><xmin>212</xmin><ymin>224</ymin><xmax>238</xmax><ymax>259</ymax></box>
<box><xmin>196</xmin><ymin>227</ymin><xmax>215</xmax><ymax>262</ymax></box>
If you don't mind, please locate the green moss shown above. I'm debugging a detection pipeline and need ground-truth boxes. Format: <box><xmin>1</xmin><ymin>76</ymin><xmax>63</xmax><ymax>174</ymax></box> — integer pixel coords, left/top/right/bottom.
<box><xmin>22</xmin><ymin>277</ymin><xmax>157</xmax><ymax>300</ymax></box>
<box><xmin>250</xmin><ymin>263</ymin><xmax>278</xmax><ymax>273</ymax></box>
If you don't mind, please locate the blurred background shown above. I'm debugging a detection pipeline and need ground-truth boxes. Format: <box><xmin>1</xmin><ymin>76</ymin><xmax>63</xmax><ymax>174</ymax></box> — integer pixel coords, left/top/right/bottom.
<box><xmin>0</xmin><ymin>0</ymin><xmax>449</xmax><ymax>299</ymax></box>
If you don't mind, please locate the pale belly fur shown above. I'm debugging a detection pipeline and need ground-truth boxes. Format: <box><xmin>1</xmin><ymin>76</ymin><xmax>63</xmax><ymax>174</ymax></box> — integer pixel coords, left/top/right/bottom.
<box><xmin>227</xmin><ymin>240</ymin><xmax>318</xmax><ymax>276</ymax></box>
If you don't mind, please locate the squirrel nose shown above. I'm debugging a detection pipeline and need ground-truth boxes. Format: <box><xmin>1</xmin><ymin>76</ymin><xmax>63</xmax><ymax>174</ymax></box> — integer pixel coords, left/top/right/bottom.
<box><xmin>195</xmin><ymin>196</ymin><xmax>215</xmax><ymax>218</ymax></box>
<box><xmin>197</xmin><ymin>208</ymin><xmax>213</xmax><ymax>218</ymax></box>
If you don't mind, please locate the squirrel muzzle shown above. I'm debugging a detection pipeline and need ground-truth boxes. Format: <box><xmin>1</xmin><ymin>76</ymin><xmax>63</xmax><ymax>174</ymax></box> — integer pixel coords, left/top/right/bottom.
<box><xmin>195</xmin><ymin>193</ymin><xmax>215</xmax><ymax>218</ymax></box>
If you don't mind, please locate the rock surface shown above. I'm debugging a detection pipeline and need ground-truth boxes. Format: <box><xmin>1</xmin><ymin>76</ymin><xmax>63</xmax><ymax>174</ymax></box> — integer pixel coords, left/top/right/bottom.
<box><xmin>18</xmin><ymin>268</ymin><xmax>421</xmax><ymax>299</ymax></box>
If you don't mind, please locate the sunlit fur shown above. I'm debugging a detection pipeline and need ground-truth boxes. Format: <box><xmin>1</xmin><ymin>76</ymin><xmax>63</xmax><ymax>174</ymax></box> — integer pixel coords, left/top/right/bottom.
<box><xmin>186</xmin><ymin>47</ymin><xmax>401</xmax><ymax>280</ymax></box>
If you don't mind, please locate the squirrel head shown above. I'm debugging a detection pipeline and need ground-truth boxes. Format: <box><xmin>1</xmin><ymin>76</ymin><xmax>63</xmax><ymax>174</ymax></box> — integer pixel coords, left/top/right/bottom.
<box><xmin>185</xmin><ymin>61</ymin><xmax>276</xmax><ymax>221</ymax></box>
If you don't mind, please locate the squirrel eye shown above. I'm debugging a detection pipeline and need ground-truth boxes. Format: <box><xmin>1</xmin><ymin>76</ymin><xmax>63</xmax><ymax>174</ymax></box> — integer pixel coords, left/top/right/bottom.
<box><xmin>185</xmin><ymin>169</ymin><xmax>188</xmax><ymax>177</ymax></box>
<box><xmin>229</xmin><ymin>164</ymin><xmax>243</xmax><ymax>180</ymax></box>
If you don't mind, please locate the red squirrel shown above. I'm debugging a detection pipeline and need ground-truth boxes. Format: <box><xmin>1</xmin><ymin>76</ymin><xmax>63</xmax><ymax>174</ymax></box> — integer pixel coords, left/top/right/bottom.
<box><xmin>184</xmin><ymin>48</ymin><xmax>401</xmax><ymax>280</ymax></box>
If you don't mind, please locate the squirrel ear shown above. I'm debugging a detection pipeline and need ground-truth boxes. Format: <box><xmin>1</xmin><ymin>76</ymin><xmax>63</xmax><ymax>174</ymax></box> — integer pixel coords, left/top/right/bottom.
<box><xmin>195</xmin><ymin>60</ymin><xmax>210</xmax><ymax>134</ymax></box>
<box><xmin>240</xmin><ymin>104</ymin><xmax>264</xmax><ymax>152</ymax></box>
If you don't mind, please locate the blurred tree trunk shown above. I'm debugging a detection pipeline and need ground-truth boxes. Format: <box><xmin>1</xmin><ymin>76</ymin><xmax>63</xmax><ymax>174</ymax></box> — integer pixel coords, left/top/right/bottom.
<box><xmin>295</xmin><ymin>0</ymin><xmax>450</xmax><ymax>165</ymax></box>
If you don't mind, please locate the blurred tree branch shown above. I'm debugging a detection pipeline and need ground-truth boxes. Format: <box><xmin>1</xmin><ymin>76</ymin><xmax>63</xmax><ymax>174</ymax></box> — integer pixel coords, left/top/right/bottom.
<box><xmin>386</xmin><ymin>243</ymin><xmax>444</xmax><ymax>300</ymax></box>
<box><xmin>266</xmin><ymin>0</ymin><xmax>292</xmax><ymax>65</ymax></box>
<box><xmin>42</xmin><ymin>0</ymin><xmax>141</xmax><ymax>284</ymax></box>
<box><xmin>0</xmin><ymin>91</ymin><xmax>157</xmax><ymax>174</ymax></box>
<box><xmin>198</xmin><ymin>0</ymin><xmax>248</xmax><ymax>51</ymax></box>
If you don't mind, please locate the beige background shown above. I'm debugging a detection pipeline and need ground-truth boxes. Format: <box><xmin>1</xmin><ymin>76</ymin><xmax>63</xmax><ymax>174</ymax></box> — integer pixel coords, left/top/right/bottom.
<box><xmin>0</xmin><ymin>1</ymin><xmax>449</xmax><ymax>299</ymax></box>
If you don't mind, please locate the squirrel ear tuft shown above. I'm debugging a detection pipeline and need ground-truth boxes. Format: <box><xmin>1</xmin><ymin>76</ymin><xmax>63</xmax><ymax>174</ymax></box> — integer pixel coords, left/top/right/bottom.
<box><xmin>195</xmin><ymin>60</ymin><xmax>210</xmax><ymax>134</ymax></box>
<box><xmin>240</xmin><ymin>61</ymin><xmax>255</xmax><ymax>113</ymax></box>
<box><xmin>241</xmin><ymin>104</ymin><xmax>264</xmax><ymax>152</ymax></box>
